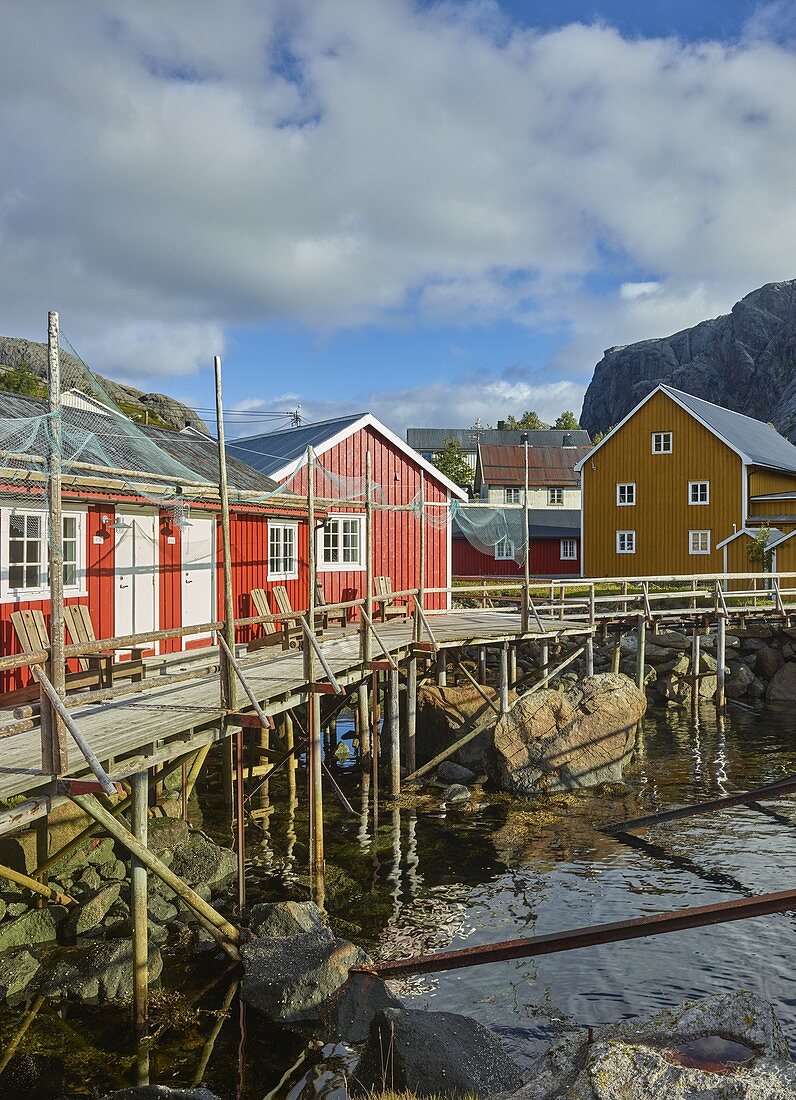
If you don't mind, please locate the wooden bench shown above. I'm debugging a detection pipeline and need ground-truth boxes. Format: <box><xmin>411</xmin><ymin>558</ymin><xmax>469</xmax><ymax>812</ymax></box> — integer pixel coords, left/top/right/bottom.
<box><xmin>10</xmin><ymin>608</ymin><xmax>104</xmax><ymax>701</ymax></box>
<box><xmin>63</xmin><ymin>604</ymin><xmax>145</xmax><ymax>686</ymax></box>
<box><xmin>374</xmin><ymin>576</ymin><xmax>408</xmax><ymax>622</ymax></box>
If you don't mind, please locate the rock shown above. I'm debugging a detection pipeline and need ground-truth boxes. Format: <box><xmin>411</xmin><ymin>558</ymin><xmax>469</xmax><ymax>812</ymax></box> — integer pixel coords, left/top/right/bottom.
<box><xmin>768</xmin><ymin>662</ymin><xmax>796</xmax><ymax>701</ymax></box>
<box><xmin>64</xmin><ymin>883</ymin><xmax>121</xmax><ymax>938</ymax></box>
<box><xmin>0</xmin><ymin>906</ymin><xmax>63</xmax><ymax>950</ymax></box>
<box><xmin>650</xmin><ymin>630</ymin><xmax>690</xmax><ymax>650</ymax></box>
<box><xmin>241</xmin><ymin>927</ymin><xmax>370</xmax><ymax>1024</ymax></box>
<box><xmin>0</xmin><ymin>948</ymin><xmax>40</xmax><ymax>1004</ymax></box>
<box><xmin>353</xmin><ymin>1007</ymin><xmax>522</xmax><ymax>1097</ymax></box>
<box><xmin>168</xmin><ymin>831</ymin><xmax>236</xmax><ymax>891</ymax></box>
<box><xmin>0</xmin><ymin>1052</ymin><xmax>64</xmax><ymax>1097</ymax></box>
<box><xmin>441</xmin><ymin>784</ymin><xmax>471</xmax><ymax>804</ymax></box>
<box><xmin>492</xmin><ymin>674</ymin><xmax>645</xmax><ymax>795</ymax></box>
<box><xmin>249</xmin><ymin>900</ymin><xmax>325</xmax><ymax>939</ymax></box>
<box><xmin>727</xmin><ymin>659</ymin><xmax>757</xmax><ymax>698</ymax></box>
<box><xmin>148</xmin><ymin>817</ymin><xmax>191</xmax><ymax>856</ymax></box>
<box><xmin>416</xmin><ymin>684</ymin><xmax>499</xmax><ymax>770</ymax></box>
<box><xmin>580</xmin><ymin>279</ymin><xmax>796</xmax><ymax>446</ymax></box>
<box><xmin>147</xmin><ymin>895</ymin><xmax>178</xmax><ymax>924</ymax></box>
<box><xmin>436</xmin><ymin>761</ymin><xmax>477</xmax><ymax>784</ymax></box>
<box><xmin>100</xmin><ymin>858</ymin><xmax>128</xmax><ymax>881</ymax></box>
<box><xmin>100</xmin><ymin>1089</ymin><xmax>222</xmax><ymax>1100</ymax></box>
<box><xmin>755</xmin><ymin>644</ymin><xmax>785</xmax><ymax>681</ymax></box>
<box><xmin>39</xmin><ymin>938</ymin><xmax>162</xmax><ymax>1004</ymax></box>
<box><xmin>514</xmin><ymin>990</ymin><xmax>796</xmax><ymax>1099</ymax></box>
<box><xmin>325</xmin><ymin>971</ymin><xmax>403</xmax><ymax>1043</ymax></box>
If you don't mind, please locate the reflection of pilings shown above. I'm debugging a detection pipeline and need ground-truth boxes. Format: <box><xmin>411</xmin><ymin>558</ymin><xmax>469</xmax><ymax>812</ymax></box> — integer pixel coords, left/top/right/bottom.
<box><xmin>389</xmin><ymin>806</ymin><xmax>402</xmax><ymax>915</ymax></box>
<box><xmin>0</xmin><ymin>994</ymin><xmax>44</xmax><ymax>1077</ymax></box>
<box><xmin>371</xmin><ymin>671</ymin><xmax>380</xmax><ymax>836</ymax></box>
<box><xmin>388</xmin><ymin>668</ymin><xmax>400</xmax><ymax>799</ymax></box>
<box><xmin>285</xmin><ymin>718</ymin><xmax>298</xmax><ymax>873</ymax></box>
<box><xmin>406</xmin><ymin>655</ymin><xmax>417</xmax><ymax>774</ymax></box>
<box><xmin>357</xmin><ymin>681</ymin><xmax>371</xmax><ymax>772</ymax></box>
<box><xmin>716</xmin><ymin>615</ymin><xmax>726</xmax><ymax>714</ymax></box>
<box><xmin>691</xmin><ymin>626</ymin><xmax>700</xmax><ymax>714</ymax></box>
<box><xmin>405</xmin><ymin>809</ymin><xmax>420</xmax><ymax>899</ymax></box>
<box><xmin>131</xmin><ymin>770</ymin><xmax>148</xmax><ymax>1029</ymax></box>
<box><xmin>191</xmin><ymin>979</ymin><xmax>239</xmax><ymax>1088</ymax></box>
<box><xmin>358</xmin><ymin>772</ymin><xmax>372</xmax><ymax>852</ymax></box>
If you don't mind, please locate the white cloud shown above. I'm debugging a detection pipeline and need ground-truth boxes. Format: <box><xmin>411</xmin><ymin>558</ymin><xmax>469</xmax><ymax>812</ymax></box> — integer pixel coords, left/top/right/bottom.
<box><xmin>1</xmin><ymin>1</ymin><xmax>796</xmax><ymax>390</ymax></box>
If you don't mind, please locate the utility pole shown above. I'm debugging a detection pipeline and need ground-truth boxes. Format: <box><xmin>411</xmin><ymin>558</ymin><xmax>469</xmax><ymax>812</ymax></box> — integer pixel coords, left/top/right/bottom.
<box><xmin>45</xmin><ymin>310</ymin><xmax>67</xmax><ymax>773</ymax></box>
<box><xmin>521</xmin><ymin>431</ymin><xmax>530</xmax><ymax>633</ymax></box>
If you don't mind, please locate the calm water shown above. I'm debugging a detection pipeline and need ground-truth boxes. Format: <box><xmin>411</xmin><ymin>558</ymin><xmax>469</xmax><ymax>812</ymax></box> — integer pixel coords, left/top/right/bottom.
<box><xmin>3</xmin><ymin>701</ymin><xmax>796</xmax><ymax>1097</ymax></box>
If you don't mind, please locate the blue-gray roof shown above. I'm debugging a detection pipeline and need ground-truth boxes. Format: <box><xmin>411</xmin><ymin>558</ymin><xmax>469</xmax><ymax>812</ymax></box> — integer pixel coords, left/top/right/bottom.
<box><xmin>228</xmin><ymin>414</ymin><xmax>364</xmax><ymax>478</ymax></box>
<box><xmin>665</xmin><ymin>387</ymin><xmax>796</xmax><ymax>474</ymax></box>
<box><xmin>407</xmin><ymin>427</ymin><xmax>591</xmax><ymax>452</ymax></box>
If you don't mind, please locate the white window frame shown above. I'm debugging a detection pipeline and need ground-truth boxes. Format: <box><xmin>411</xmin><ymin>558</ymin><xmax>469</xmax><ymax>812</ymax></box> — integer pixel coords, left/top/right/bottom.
<box><xmin>689</xmin><ymin>529</ymin><xmax>711</xmax><ymax>555</ymax></box>
<box><xmin>548</xmin><ymin>487</ymin><xmax>564</xmax><ymax>506</ymax></box>
<box><xmin>652</xmin><ymin>431</ymin><xmax>673</xmax><ymax>454</ymax></box>
<box><xmin>689</xmin><ymin>481</ymin><xmax>710</xmax><ymax>506</ymax></box>
<box><xmin>494</xmin><ymin>536</ymin><xmax>515</xmax><ymax>561</ymax></box>
<box><xmin>616</xmin><ymin>530</ymin><xmax>636</xmax><ymax>554</ymax></box>
<box><xmin>318</xmin><ymin>513</ymin><xmax>366</xmax><ymax>572</ymax></box>
<box><xmin>560</xmin><ymin>538</ymin><xmax>577</xmax><ymax>561</ymax></box>
<box><xmin>267</xmin><ymin>522</ymin><xmax>298</xmax><ymax>581</ymax></box>
<box><xmin>1</xmin><ymin>507</ymin><xmax>86</xmax><ymax>602</ymax></box>
<box><xmin>504</xmin><ymin>488</ymin><xmax>521</xmax><ymax>504</ymax></box>
<box><xmin>616</xmin><ymin>482</ymin><xmax>636</xmax><ymax>506</ymax></box>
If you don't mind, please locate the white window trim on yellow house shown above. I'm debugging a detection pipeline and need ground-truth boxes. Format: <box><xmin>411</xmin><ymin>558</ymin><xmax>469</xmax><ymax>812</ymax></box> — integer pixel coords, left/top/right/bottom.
<box><xmin>689</xmin><ymin>529</ymin><xmax>711</xmax><ymax>554</ymax></box>
<box><xmin>689</xmin><ymin>480</ymin><xmax>710</xmax><ymax>505</ymax></box>
<box><xmin>616</xmin><ymin>530</ymin><xmax>636</xmax><ymax>554</ymax></box>
<box><xmin>616</xmin><ymin>482</ymin><xmax>636</xmax><ymax>506</ymax></box>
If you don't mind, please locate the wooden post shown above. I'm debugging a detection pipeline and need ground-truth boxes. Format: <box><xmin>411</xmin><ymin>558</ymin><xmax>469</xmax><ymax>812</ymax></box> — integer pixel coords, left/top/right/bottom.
<box><xmin>131</xmin><ymin>770</ymin><xmax>148</xmax><ymax>1029</ymax></box>
<box><xmin>406</xmin><ymin>655</ymin><xmax>417</xmax><ymax>774</ymax></box>
<box><xmin>235</xmin><ymin>727</ymin><xmax>246</xmax><ymax>914</ymax></box>
<box><xmin>357</xmin><ymin>681</ymin><xmax>371</xmax><ymax>772</ymax></box>
<box><xmin>635</xmin><ymin>614</ymin><xmax>646</xmax><ymax>689</ymax></box>
<box><xmin>364</xmin><ymin>450</ymin><xmax>374</xmax><ymax>662</ymax></box>
<box><xmin>522</xmin><ymin>433</ymin><xmax>530</xmax><ymax>632</ymax></box>
<box><xmin>585</xmin><ymin>635</ymin><xmax>594</xmax><ymax>677</ymax></box>
<box><xmin>499</xmin><ymin>645</ymin><xmax>510</xmax><ymax>714</ymax></box>
<box><xmin>478</xmin><ymin>646</ymin><xmax>487</xmax><ymax>684</ymax></box>
<box><xmin>541</xmin><ymin>642</ymin><xmax>549</xmax><ymax>687</ymax></box>
<box><xmin>388</xmin><ymin>667</ymin><xmax>400</xmax><ymax>798</ymax></box>
<box><xmin>214</xmin><ymin>356</ymin><xmax>237</xmax><ymax>713</ymax></box>
<box><xmin>611</xmin><ymin>632</ymin><xmax>621</xmax><ymax>674</ymax></box>
<box><xmin>371</xmin><ymin>670</ymin><xmax>380</xmax><ymax>825</ymax></box>
<box><xmin>304</xmin><ymin>445</ymin><xmax>324</xmax><ymax>902</ymax></box>
<box><xmin>691</xmin><ymin>625</ymin><xmax>700</xmax><ymax>712</ymax></box>
<box><xmin>509</xmin><ymin>645</ymin><xmax>518</xmax><ymax>687</ymax></box>
<box><xmin>45</xmin><ymin>309</ymin><xmax>67</xmax><ymax>774</ymax></box>
<box><xmin>436</xmin><ymin>650</ymin><xmax>447</xmax><ymax>687</ymax></box>
<box><xmin>716</xmin><ymin>615</ymin><xmax>726</xmax><ymax>713</ymax></box>
<box><xmin>418</xmin><ymin>471</ymin><xmax>426</xmax><ymax>626</ymax></box>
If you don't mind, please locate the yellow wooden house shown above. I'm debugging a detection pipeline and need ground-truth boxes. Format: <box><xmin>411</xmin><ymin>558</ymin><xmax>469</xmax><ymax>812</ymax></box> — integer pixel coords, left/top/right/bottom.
<box><xmin>576</xmin><ymin>385</ymin><xmax>796</xmax><ymax>578</ymax></box>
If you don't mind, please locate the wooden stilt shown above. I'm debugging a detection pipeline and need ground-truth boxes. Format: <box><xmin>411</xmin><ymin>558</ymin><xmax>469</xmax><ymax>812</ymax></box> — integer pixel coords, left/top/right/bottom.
<box><xmin>328</xmin><ymin>715</ymin><xmax>338</xmax><ymax>759</ymax></box>
<box><xmin>541</xmin><ymin>642</ymin><xmax>549</xmax><ymax>687</ymax></box>
<box><xmin>585</xmin><ymin>635</ymin><xmax>594</xmax><ymax>677</ymax></box>
<box><xmin>309</xmin><ymin>690</ymin><xmax>324</xmax><ymax>906</ymax></box>
<box><xmin>691</xmin><ymin>626</ymin><xmax>700</xmax><ymax>712</ymax></box>
<box><xmin>45</xmin><ymin>310</ymin><xmax>67</xmax><ymax>775</ymax></box>
<box><xmin>509</xmin><ymin>645</ymin><xmax>517</xmax><ymax>688</ymax></box>
<box><xmin>33</xmin><ymin>816</ymin><xmax>48</xmax><ymax>907</ymax></box>
<box><xmin>499</xmin><ymin>645</ymin><xmax>510</xmax><ymax>714</ymax></box>
<box><xmin>611</xmin><ymin>632</ymin><xmax>621</xmax><ymax>674</ymax></box>
<box><xmin>406</xmin><ymin>655</ymin><xmax>417</xmax><ymax>775</ymax></box>
<box><xmin>357</xmin><ymin>681</ymin><xmax>371</xmax><ymax>772</ymax></box>
<box><xmin>131</xmin><ymin>770</ymin><xmax>148</xmax><ymax>1029</ymax></box>
<box><xmin>636</xmin><ymin>614</ymin><xmax>646</xmax><ymax>690</ymax></box>
<box><xmin>235</xmin><ymin>727</ymin><xmax>246</xmax><ymax>915</ymax></box>
<box><xmin>371</xmin><ymin>671</ymin><xmax>380</xmax><ymax>835</ymax></box>
<box><xmin>0</xmin><ymin>861</ymin><xmax>75</xmax><ymax>906</ymax></box>
<box><xmin>388</xmin><ymin>667</ymin><xmax>400</xmax><ymax>799</ymax></box>
<box><xmin>478</xmin><ymin>646</ymin><xmax>487</xmax><ymax>685</ymax></box>
<box><xmin>436</xmin><ymin>650</ymin><xmax>447</xmax><ymax>687</ymax></box>
<box><xmin>221</xmin><ymin>737</ymin><xmax>234</xmax><ymax>821</ymax></box>
<box><xmin>716</xmin><ymin>616</ymin><xmax>726</xmax><ymax>713</ymax></box>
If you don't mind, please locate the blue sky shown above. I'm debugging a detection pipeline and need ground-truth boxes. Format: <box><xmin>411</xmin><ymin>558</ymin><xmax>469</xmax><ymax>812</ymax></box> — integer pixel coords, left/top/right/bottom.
<box><xmin>2</xmin><ymin>0</ymin><xmax>796</xmax><ymax>436</ymax></box>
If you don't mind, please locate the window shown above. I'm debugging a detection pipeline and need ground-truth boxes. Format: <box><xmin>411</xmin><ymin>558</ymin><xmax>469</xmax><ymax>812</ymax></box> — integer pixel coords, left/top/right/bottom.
<box><xmin>652</xmin><ymin>431</ymin><xmax>673</xmax><ymax>454</ymax></box>
<box><xmin>268</xmin><ymin>522</ymin><xmax>298</xmax><ymax>580</ymax></box>
<box><xmin>560</xmin><ymin>538</ymin><xmax>577</xmax><ymax>560</ymax></box>
<box><xmin>3</xmin><ymin>510</ymin><xmax>84</xmax><ymax>599</ymax></box>
<box><xmin>689</xmin><ymin>481</ymin><xmax>710</xmax><ymax>505</ymax></box>
<box><xmin>616</xmin><ymin>530</ymin><xmax>636</xmax><ymax>554</ymax></box>
<box><xmin>548</xmin><ymin>487</ymin><xmax>564</xmax><ymax>506</ymax></box>
<box><xmin>319</xmin><ymin>515</ymin><xmax>365</xmax><ymax>570</ymax></box>
<box><xmin>616</xmin><ymin>483</ymin><xmax>636</xmax><ymax>506</ymax></box>
<box><xmin>689</xmin><ymin>529</ymin><xmax>711</xmax><ymax>555</ymax></box>
<box><xmin>494</xmin><ymin>536</ymin><xmax>515</xmax><ymax>560</ymax></box>
<box><xmin>504</xmin><ymin>488</ymin><xmax>521</xmax><ymax>504</ymax></box>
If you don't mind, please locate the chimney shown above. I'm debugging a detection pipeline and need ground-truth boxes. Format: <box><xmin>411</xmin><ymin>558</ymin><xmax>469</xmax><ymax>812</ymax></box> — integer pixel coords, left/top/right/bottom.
<box><xmin>563</xmin><ymin>432</ymin><xmax>572</xmax><ymax>447</ymax></box>
<box><xmin>497</xmin><ymin>420</ymin><xmax>506</xmax><ymax>431</ymax></box>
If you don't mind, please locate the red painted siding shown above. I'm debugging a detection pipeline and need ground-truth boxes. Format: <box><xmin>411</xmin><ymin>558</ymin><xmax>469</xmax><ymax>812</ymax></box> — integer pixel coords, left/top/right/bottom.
<box><xmin>453</xmin><ymin>536</ymin><xmax>580</xmax><ymax>578</ymax></box>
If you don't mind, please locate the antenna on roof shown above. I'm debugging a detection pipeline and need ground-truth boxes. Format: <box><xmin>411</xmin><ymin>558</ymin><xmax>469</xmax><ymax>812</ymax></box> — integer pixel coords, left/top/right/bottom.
<box><xmin>292</xmin><ymin>405</ymin><xmax>302</xmax><ymax>427</ymax></box>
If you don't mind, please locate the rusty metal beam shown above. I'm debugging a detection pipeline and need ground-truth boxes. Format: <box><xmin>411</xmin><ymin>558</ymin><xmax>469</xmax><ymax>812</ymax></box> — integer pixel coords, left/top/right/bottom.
<box><xmin>602</xmin><ymin>775</ymin><xmax>796</xmax><ymax>834</ymax></box>
<box><xmin>359</xmin><ymin>888</ymin><xmax>796</xmax><ymax>979</ymax></box>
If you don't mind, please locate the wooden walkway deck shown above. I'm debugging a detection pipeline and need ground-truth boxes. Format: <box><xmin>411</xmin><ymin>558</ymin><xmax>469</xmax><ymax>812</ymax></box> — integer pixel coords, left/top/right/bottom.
<box><xmin>0</xmin><ymin>610</ymin><xmax>589</xmax><ymax>806</ymax></box>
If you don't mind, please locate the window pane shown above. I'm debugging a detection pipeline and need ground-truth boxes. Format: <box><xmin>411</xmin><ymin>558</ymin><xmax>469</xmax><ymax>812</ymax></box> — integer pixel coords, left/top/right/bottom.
<box><xmin>25</xmin><ymin>564</ymin><xmax>40</xmax><ymax>587</ymax></box>
<box><xmin>63</xmin><ymin>516</ymin><xmax>76</xmax><ymax>539</ymax></box>
<box><xmin>8</xmin><ymin>565</ymin><xmax>22</xmax><ymax>588</ymax></box>
<box><xmin>63</xmin><ymin>563</ymin><xmax>76</xmax><ymax>586</ymax></box>
<box><xmin>8</xmin><ymin>539</ymin><xmax>23</xmax><ymax>563</ymax></box>
<box><xmin>9</xmin><ymin>514</ymin><xmax>23</xmax><ymax>537</ymax></box>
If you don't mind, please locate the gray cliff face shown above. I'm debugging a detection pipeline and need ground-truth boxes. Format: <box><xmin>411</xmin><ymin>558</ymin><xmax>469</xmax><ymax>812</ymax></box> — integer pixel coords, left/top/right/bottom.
<box><xmin>0</xmin><ymin>336</ymin><xmax>207</xmax><ymax>433</ymax></box>
<box><xmin>580</xmin><ymin>280</ymin><xmax>796</xmax><ymax>441</ymax></box>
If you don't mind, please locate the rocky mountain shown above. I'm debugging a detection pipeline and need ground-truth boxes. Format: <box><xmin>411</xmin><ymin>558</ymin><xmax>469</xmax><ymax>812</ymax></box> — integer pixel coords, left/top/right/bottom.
<box><xmin>0</xmin><ymin>336</ymin><xmax>208</xmax><ymax>434</ymax></box>
<box><xmin>580</xmin><ymin>280</ymin><xmax>796</xmax><ymax>441</ymax></box>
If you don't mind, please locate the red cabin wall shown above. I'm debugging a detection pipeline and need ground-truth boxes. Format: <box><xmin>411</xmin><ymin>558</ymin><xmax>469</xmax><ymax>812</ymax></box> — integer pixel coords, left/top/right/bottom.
<box><xmin>453</xmin><ymin>536</ymin><xmax>580</xmax><ymax>578</ymax></box>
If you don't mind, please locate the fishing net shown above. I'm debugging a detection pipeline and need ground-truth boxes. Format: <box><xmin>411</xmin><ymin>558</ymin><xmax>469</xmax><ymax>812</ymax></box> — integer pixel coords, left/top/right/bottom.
<box><xmin>452</xmin><ymin>503</ymin><xmax>527</xmax><ymax>565</ymax></box>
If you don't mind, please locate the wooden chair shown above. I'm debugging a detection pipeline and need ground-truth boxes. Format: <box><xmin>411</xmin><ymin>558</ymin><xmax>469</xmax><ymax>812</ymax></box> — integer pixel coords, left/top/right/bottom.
<box><xmin>374</xmin><ymin>576</ymin><xmax>408</xmax><ymax>622</ymax></box>
<box><xmin>271</xmin><ymin>586</ymin><xmax>305</xmax><ymax>646</ymax></box>
<box><xmin>249</xmin><ymin>588</ymin><xmax>302</xmax><ymax>650</ymax></box>
<box><xmin>10</xmin><ymin>608</ymin><xmax>104</xmax><ymax>698</ymax></box>
<box><xmin>314</xmin><ymin>580</ymin><xmax>348</xmax><ymax>632</ymax></box>
<box><xmin>62</xmin><ymin>604</ymin><xmax>145</xmax><ymax>686</ymax></box>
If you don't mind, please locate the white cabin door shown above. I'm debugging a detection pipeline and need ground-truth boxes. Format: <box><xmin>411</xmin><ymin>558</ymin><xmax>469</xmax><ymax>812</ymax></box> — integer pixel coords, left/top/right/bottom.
<box><xmin>181</xmin><ymin>515</ymin><xmax>215</xmax><ymax>644</ymax></box>
<box><xmin>114</xmin><ymin>511</ymin><xmax>159</xmax><ymax>647</ymax></box>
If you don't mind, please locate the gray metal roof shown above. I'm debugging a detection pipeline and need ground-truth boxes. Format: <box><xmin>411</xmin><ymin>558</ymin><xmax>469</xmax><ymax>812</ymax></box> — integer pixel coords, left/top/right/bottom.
<box><xmin>229</xmin><ymin>414</ymin><xmax>365</xmax><ymax>478</ymax></box>
<box><xmin>665</xmin><ymin>387</ymin><xmax>796</xmax><ymax>474</ymax></box>
<box><xmin>529</xmin><ymin>509</ymin><xmax>581</xmax><ymax>538</ymax></box>
<box><xmin>407</xmin><ymin>427</ymin><xmax>591</xmax><ymax>452</ymax></box>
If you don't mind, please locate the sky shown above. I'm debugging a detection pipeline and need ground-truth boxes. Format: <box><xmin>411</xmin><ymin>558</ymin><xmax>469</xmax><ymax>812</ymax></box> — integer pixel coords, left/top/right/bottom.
<box><xmin>2</xmin><ymin>0</ymin><xmax>796</xmax><ymax>437</ymax></box>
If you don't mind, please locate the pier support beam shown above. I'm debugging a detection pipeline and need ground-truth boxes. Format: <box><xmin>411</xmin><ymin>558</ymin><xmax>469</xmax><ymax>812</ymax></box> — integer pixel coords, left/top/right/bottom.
<box><xmin>585</xmin><ymin>635</ymin><xmax>594</xmax><ymax>678</ymax></box>
<box><xmin>716</xmin><ymin>616</ymin><xmax>726</xmax><ymax>714</ymax></box>
<box><xmin>478</xmin><ymin>647</ymin><xmax>487</xmax><ymax>685</ymax></box>
<box><xmin>611</xmin><ymin>632</ymin><xmax>621</xmax><ymax>674</ymax></box>
<box><xmin>691</xmin><ymin>626</ymin><xmax>701</xmax><ymax>712</ymax></box>
<box><xmin>235</xmin><ymin>728</ymin><xmax>246</xmax><ymax>915</ymax></box>
<box><xmin>388</xmin><ymin>667</ymin><xmax>401</xmax><ymax>799</ymax></box>
<box><xmin>308</xmin><ymin>691</ymin><xmax>324</xmax><ymax>907</ymax></box>
<box><xmin>357</xmin><ymin>681</ymin><xmax>371</xmax><ymax>772</ymax></box>
<box><xmin>406</xmin><ymin>655</ymin><xmax>417</xmax><ymax>775</ymax></box>
<box><xmin>499</xmin><ymin>645</ymin><xmax>510</xmax><ymax>715</ymax></box>
<box><xmin>635</xmin><ymin>615</ymin><xmax>646</xmax><ymax>690</ymax></box>
<box><xmin>131</xmin><ymin>770</ymin><xmax>148</xmax><ymax>1029</ymax></box>
<box><xmin>540</xmin><ymin>642</ymin><xmax>549</xmax><ymax>687</ymax></box>
<box><xmin>509</xmin><ymin>645</ymin><xmax>517</xmax><ymax>688</ymax></box>
<box><xmin>436</xmin><ymin>651</ymin><xmax>447</xmax><ymax>687</ymax></box>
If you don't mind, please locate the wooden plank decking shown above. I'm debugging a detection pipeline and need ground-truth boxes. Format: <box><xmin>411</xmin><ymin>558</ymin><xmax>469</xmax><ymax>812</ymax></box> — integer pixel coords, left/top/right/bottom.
<box><xmin>0</xmin><ymin>610</ymin><xmax>589</xmax><ymax>804</ymax></box>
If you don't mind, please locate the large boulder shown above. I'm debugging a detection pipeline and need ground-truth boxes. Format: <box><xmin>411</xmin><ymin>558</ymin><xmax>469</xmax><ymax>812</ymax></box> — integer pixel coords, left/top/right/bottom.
<box><xmin>755</xmin><ymin>644</ymin><xmax>784</xmax><ymax>682</ymax></box>
<box><xmin>249</xmin><ymin>900</ymin><xmax>325</xmax><ymax>939</ymax></box>
<box><xmin>0</xmin><ymin>906</ymin><xmax>64</xmax><ymax>951</ymax></box>
<box><xmin>38</xmin><ymin>938</ymin><xmax>163</xmax><ymax>1004</ymax></box>
<box><xmin>768</xmin><ymin>662</ymin><xmax>796</xmax><ymax>701</ymax></box>
<box><xmin>241</xmin><ymin>927</ymin><xmax>370</xmax><ymax>1024</ymax></box>
<box><xmin>416</xmin><ymin>685</ymin><xmax>499</xmax><ymax>771</ymax></box>
<box><xmin>492</xmin><ymin>674</ymin><xmax>645</xmax><ymax>795</ymax></box>
<box><xmin>352</xmin><ymin>1007</ymin><xmax>522</xmax><ymax>1097</ymax></box>
<box><xmin>513</xmin><ymin>990</ymin><xmax>796</xmax><ymax>1099</ymax></box>
<box><xmin>0</xmin><ymin>947</ymin><xmax>40</xmax><ymax>1004</ymax></box>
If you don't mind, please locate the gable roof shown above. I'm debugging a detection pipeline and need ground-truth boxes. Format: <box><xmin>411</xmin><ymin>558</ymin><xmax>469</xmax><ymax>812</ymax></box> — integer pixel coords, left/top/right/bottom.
<box><xmin>575</xmin><ymin>384</ymin><xmax>796</xmax><ymax>475</ymax></box>
<box><xmin>408</xmin><ymin>426</ymin><xmax>591</xmax><ymax>451</ymax></box>
<box><xmin>229</xmin><ymin>413</ymin><xmax>468</xmax><ymax>500</ymax></box>
<box><xmin>478</xmin><ymin>443</ymin><xmax>591</xmax><ymax>487</ymax></box>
